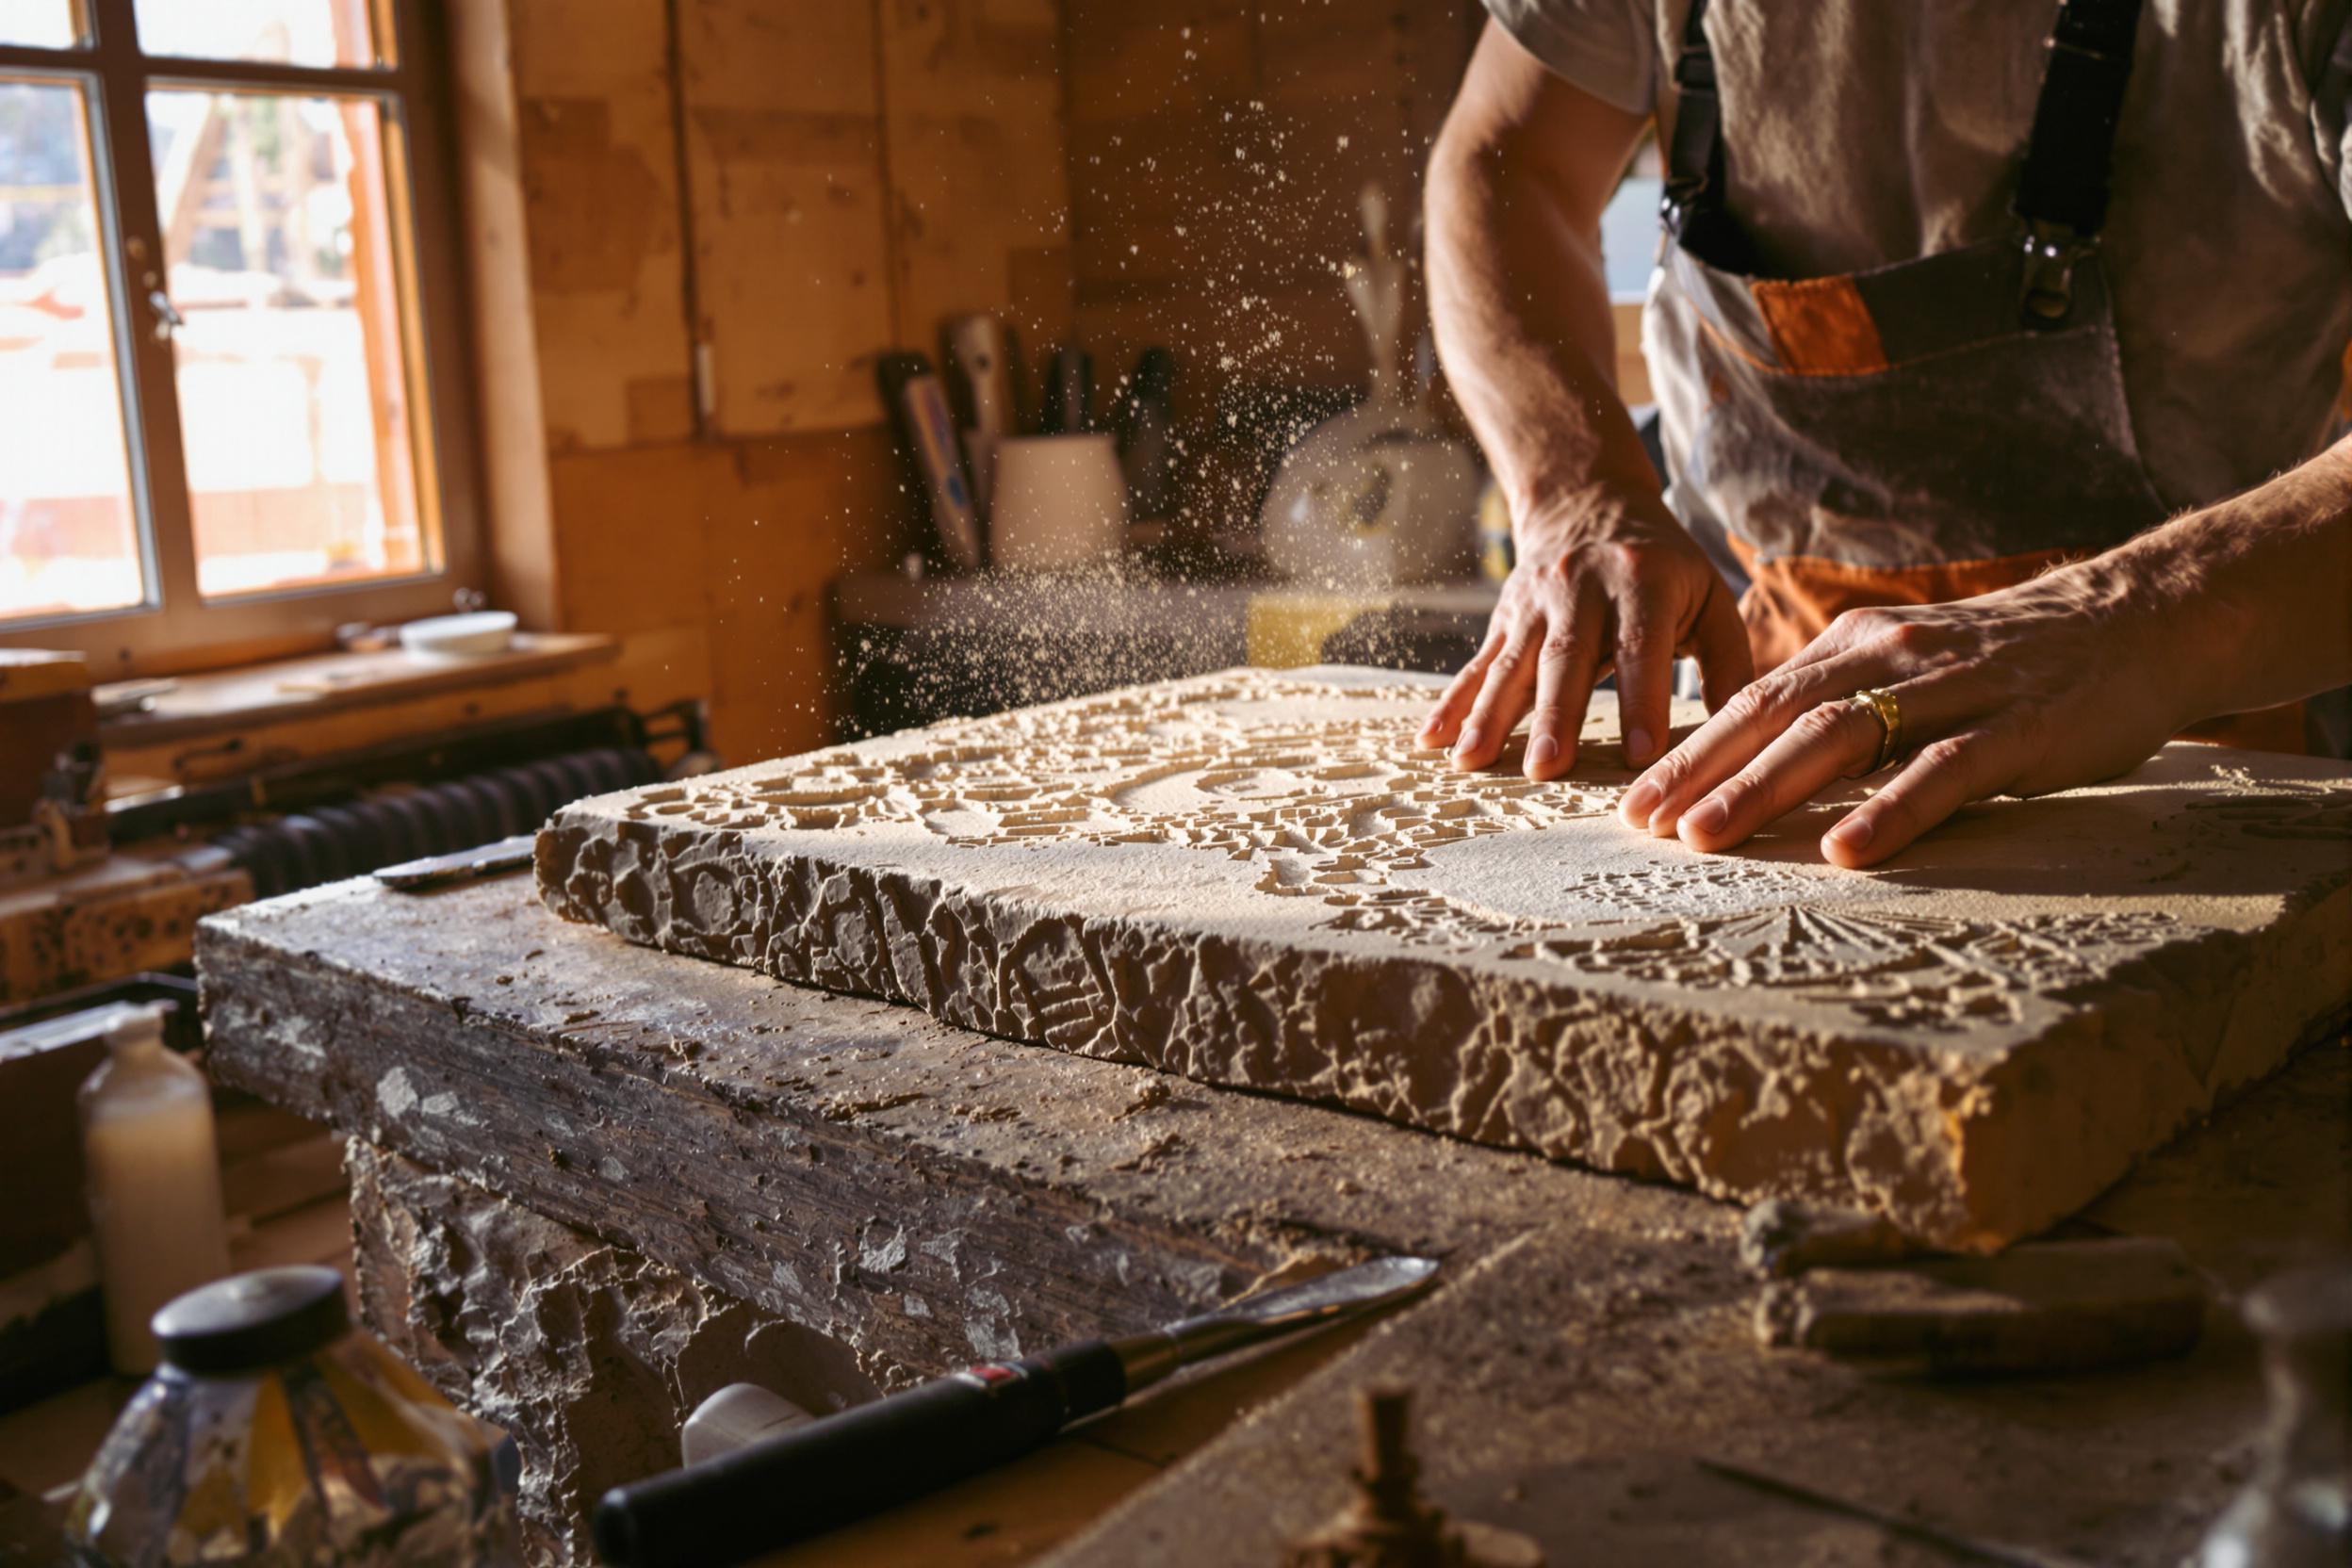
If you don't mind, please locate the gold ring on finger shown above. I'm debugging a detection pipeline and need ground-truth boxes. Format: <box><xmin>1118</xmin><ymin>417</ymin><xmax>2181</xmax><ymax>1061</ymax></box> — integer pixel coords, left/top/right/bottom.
<box><xmin>1845</xmin><ymin>687</ymin><xmax>1903</xmax><ymax>773</ymax></box>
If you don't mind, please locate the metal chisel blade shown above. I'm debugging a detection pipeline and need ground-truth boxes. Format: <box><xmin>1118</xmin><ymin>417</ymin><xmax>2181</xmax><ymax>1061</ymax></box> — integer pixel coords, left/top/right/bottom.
<box><xmin>1173</xmin><ymin>1255</ymin><xmax>1441</xmax><ymax>1335</ymax></box>
<box><xmin>374</xmin><ymin>833</ymin><xmax>537</xmax><ymax>891</ymax></box>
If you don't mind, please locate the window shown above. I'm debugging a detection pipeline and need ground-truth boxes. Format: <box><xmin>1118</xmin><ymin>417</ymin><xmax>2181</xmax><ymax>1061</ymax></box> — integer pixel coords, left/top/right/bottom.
<box><xmin>0</xmin><ymin>0</ymin><xmax>479</xmax><ymax>672</ymax></box>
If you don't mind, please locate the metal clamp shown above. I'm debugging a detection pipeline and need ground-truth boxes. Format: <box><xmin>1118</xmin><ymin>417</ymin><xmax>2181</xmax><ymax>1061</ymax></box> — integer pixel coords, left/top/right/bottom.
<box><xmin>2019</xmin><ymin>219</ymin><xmax>2088</xmax><ymax>327</ymax></box>
<box><xmin>146</xmin><ymin>287</ymin><xmax>185</xmax><ymax>343</ymax></box>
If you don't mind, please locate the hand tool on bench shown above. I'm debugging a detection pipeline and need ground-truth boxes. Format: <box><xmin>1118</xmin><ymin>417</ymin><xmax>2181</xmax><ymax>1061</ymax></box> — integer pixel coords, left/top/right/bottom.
<box><xmin>1749</xmin><ymin>1224</ymin><xmax>2209</xmax><ymax>1377</ymax></box>
<box><xmin>372</xmin><ymin>833</ymin><xmax>537</xmax><ymax>891</ymax></box>
<box><xmin>594</xmin><ymin>1254</ymin><xmax>1442</xmax><ymax>1568</ymax></box>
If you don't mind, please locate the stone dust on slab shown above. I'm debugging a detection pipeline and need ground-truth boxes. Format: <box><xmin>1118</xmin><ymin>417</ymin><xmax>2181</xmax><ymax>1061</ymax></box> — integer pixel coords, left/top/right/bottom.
<box><xmin>536</xmin><ymin>666</ymin><xmax>2352</xmax><ymax>1249</ymax></box>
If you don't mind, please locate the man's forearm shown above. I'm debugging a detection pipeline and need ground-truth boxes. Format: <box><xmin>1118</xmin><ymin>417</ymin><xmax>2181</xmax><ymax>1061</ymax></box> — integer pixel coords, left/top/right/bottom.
<box><xmin>2075</xmin><ymin>439</ymin><xmax>2352</xmax><ymax>723</ymax></box>
<box><xmin>1425</xmin><ymin>47</ymin><xmax>1654</xmax><ymax>538</ymax></box>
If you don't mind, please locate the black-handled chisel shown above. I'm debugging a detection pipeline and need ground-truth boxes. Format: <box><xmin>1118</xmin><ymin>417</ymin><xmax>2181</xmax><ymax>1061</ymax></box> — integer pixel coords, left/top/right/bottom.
<box><xmin>592</xmin><ymin>1254</ymin><xmax>1441</xmax><ymax>1567</ymax></box>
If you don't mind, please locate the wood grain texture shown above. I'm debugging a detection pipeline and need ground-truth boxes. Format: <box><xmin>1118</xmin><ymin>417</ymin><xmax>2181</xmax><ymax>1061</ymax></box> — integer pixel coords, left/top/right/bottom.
<box><xmin>1046</xmin><ymin>1046</ymin><xmax>2352</xmax><ymax>1568</ymax></box>
<box><xmin>678</xmin><ymin>0</ymin><xmax>895</xmax><ymax>435</ymax></box>
<box><xmin>350</xmin><ymin>1142</ymin><xmax>819</xmax><ymax>1567</ymax></box>
<box><xmin>506</xmin><ymin>0</ymin><xmax>694</xmax><ymax>453</ymax></box>
<box><xmin>542</xmin><ymin>425</ymin><xmax>905</xmax><ymax>760</ymax></box>
<box><xmin>880</xmin><ymin>0</ymin><xmax>1074</xmax><ymax>359</ymax></box>
<box><xmin>197</xmin><ymin>874</ymin><xmax>1635</xmax><ymax>1390</ymax></box>
<box><xmin>0</xmin><ymin>854</ymin><xmax>250</xmax><ymax>1004</ymax></box>
<box><xmin>100</xmin><ymin>629</ymin><xmax>705</xmax><ymax>788</ymax></box>
<box><xmin>351</xmin><ymin>1138</ymin><xmax>1377</xmax><ymax>1568</ymax></box>
<box><xmin>1063</xmin><ymin>0</ymin><xmax>1479</xmax><ymax>425</ymax></box>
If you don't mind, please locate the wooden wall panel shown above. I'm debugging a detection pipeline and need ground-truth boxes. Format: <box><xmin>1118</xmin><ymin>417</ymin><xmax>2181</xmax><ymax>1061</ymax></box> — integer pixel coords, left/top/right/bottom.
<box><xmin>677</xmin><ymin>0</ymin><xmax>895</xmax><ymax>435</ymax></box>
<box><xmin>477</xmin><ymin>0</ymin><xmax>961</xmax><ymax>756</ymax></box>
<box><xmin>540</xmin><ymin>430</ymin><xmax>902</xmax><ymax>760</ymax></box>
<box><xmin>1063</xmin><ymin>0</ymin><xmax>1253</xmax><ymax>122</ymax></box>
<box><xmin>546</xmin><ymin>447</ymin><xmax>717</xmax><ymax>638</ymax></box>
<box><xmin>1062</xmin><ymin>1</ymin><xmax>1480</xmax><ymax>430</ymax></box>
<box><xmin>466</xmin><ymin>0</ymin><xmax>1480</xmax><ymax>757</ymax></box>
<box><xmin>879</xmin><ymin>0</ymin><xmax>1074</xmax><ymax>362</ymax></box>
<box><xmin>504</xmin><ymin>0</ymin><xmax>694</xmax><ymax>451</ymax></box>
<box><xmin>703</xmin><ymin>426</ymin><xmax>904</xmax><ymax>760</ymax></box>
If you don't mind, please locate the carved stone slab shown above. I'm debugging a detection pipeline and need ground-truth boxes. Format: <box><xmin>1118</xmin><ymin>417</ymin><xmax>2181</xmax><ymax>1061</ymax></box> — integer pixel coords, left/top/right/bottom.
<box><xmin>535</xmin><ymin>667</ymin><xmax>2352</xmax><ymax>1248</ymax></box>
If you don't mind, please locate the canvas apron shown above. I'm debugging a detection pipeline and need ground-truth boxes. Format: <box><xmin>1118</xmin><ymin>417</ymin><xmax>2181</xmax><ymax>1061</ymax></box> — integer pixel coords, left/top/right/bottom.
<box><xmin>1638</xmin><ymin>0</ymin><xmax>2312</xmax><ymax>744</ymax></box>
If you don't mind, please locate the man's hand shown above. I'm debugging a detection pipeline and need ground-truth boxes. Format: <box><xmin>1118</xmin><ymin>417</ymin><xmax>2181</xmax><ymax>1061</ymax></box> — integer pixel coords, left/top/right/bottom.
<box><xmin>1417</xmin><ymin>490</ymin><xmax>1751</xmax><ymax>778</ymax></box>
<box><xmin>1614</xmin><ymin>564</ymin><xmax>2191</xmax><ymax>868</ymax></box>
<box><xmin>1420</xmin><ymin>25</ymin><xmax>1739</xmax><ymax>777</ymax></box>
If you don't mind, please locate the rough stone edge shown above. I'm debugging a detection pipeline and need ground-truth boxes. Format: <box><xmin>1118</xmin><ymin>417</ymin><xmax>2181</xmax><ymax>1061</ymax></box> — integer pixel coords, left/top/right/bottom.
<box><xmin>349</xmin><ymin>1139</ymin><xmax>875</xmax><ymax>1568</ymax></box>
<box><xmin>534</xmin><ymin>808</ymin><xmax>2352</xmax><ymax>1248</ymax></box>
<box><xmin>1946</xmin><ymin>878</ymin><xmax>2352</xmax><ymax>1248</ymax></box>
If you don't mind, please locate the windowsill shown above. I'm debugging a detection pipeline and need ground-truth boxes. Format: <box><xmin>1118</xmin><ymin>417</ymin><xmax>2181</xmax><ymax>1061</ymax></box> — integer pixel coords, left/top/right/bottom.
<box><xmin>96</xmin><ymin>631</ymin><xmax>619</xmax><ymax>749</ymax></box>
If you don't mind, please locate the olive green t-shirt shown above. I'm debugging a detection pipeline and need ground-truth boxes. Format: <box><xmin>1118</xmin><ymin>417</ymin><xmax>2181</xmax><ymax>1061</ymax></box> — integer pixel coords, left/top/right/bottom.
<box><xmin>1484</xmin><ymin>0</ymin><xmax>2352</xmax><ymax>514</ymax></box>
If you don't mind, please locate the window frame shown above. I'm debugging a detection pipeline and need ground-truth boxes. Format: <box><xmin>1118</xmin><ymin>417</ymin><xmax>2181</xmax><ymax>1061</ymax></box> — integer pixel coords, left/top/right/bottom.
<box><xmin>0</xmin><ymin>0</ymin><xmax>483</xmax><ymax>676</ymax></box>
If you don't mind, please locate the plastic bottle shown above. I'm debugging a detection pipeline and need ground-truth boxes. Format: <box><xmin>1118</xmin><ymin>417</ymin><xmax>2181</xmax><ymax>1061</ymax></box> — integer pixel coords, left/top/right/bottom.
<box><xmin>77</xmin><ymin>1001</ymin><xmax>231</xmax><ymax>1374</ymax></box>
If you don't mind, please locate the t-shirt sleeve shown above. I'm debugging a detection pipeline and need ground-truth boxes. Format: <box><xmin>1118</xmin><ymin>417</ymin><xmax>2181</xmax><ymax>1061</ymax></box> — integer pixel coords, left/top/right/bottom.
<box><xmin>1482</xmin><ymin>0</ymin><xmax>1659</xmax><ymax>117</ymax></box>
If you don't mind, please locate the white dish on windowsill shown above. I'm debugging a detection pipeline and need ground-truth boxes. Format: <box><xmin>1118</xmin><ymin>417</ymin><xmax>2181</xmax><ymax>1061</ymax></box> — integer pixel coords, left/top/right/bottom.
<box><xmin>398</xmin><ymin>611</ymin><xmax>517</xmax><ymax>659</ymax></box>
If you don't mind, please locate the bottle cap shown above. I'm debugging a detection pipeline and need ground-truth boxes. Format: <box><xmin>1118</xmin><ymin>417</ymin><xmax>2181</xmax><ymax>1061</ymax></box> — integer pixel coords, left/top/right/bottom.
<box><xmin>153</xmin><ymin>1266</ymin><xmax>350</xmax><ymax>1374</ymax></box>
<box><xmin>103</xmin><ymin>1000</ymin><xmax>172</xmax><ymax>1053</ymax></box>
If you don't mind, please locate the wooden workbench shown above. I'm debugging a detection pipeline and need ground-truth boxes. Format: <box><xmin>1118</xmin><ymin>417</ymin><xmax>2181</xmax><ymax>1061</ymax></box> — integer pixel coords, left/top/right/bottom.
<box><xmin>196</xmin><ymin>874</ymin><xmax>2349</xmax><ymax>1566</ymax></box>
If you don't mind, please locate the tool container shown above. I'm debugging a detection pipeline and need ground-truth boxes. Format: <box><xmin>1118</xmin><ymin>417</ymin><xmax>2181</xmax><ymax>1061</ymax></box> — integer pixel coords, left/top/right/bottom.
<box><xmin>65</xmin><ymin>1266</ymin><xmax>518</xmax><ymax>1567</ymax></box>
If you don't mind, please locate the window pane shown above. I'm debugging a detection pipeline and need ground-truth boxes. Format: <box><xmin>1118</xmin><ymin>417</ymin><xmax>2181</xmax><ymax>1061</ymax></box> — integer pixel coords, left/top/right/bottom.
<box><xmin>0</xmin><ymin>79</ymin><xmax>144</xmax><ymax>622</ymax></box>
<box><xmin>0</xmin><ymin>1</ymin><xmax>82</xmax><ymax>49</ymax></box>
<box><xmin>148</xmin><ymin>90</ymin><xmax>430</xmax><ymax>599</ymax></box>
<box><xmin>133</xmin><ymin>0</ymin><xmax>382</xmax><ymax>69</ymax></box>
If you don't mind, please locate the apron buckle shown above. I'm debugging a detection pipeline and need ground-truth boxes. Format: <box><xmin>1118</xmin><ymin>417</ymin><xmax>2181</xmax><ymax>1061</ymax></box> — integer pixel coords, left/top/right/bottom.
<box><xmin>2019</xmin><ymin>219</ymin><xmax>2089</xmax><ymax>328</ymax></box>
<box><xmin>1660</xmin><ymin>182</ymin><xmax>1701</xmax><ymax>239</ymax></box>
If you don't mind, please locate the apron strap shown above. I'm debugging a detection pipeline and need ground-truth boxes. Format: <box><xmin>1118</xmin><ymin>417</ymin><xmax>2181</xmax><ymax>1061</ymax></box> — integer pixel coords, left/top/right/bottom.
<box><xmin>1659</xmin><ymin>0</ymin><xmax>2143</xmax><ymax>318</ymax></box>
<box><xmin>1660</xmin><ymin>0</ymin><xmax>1722</xmax><ymax>235</ymax></box>
<box><xmin>2013</xmin><ymin>0</ymin><xmax>2146</xmax><ymax>325</ymax></box>
<box><xmin>1660</xmin><ymin>0</ymin><xmax>1756</xmax><ymax>270</ymax></box>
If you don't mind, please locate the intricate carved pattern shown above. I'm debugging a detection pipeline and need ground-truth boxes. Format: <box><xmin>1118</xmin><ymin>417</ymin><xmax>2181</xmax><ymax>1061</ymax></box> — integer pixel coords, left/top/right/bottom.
<box><xmin>628</xmin><ymin>676</ymin><xmax>1623</xmax><ymax>946</ymax></box>
<box><xmin>1505</xmin><ymin>906</ymin><xmax>2184</xmax><ymax>1032</ymax></box>
<box><xmin>1317</xmin><ymin>889</ymin><xmax>1562</xmax><ymax>950</ymax></box>
<box><xmin>596</xmin><ymin>673</ymin><xmax>2228</xmax><ymax>1030</ymax></box>
<box><xmin>1544</xmin><ymin>858</ymin><xmax>1832</xmax><ymax>920</ymax></box>
<box><xmin>2184</xmin><ymin>769</ymin><xmax>2352</xmax><ymax>841</ymax></box>
<box><xmin>538</xmin><ymin>669</ymin><xmax>2352</xmax><ymax>1250</ymax></box>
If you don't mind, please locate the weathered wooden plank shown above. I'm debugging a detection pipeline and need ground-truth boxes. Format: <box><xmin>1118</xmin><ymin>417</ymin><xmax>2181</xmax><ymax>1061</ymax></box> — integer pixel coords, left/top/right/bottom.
<box><xmin>879</xmin><ymin>0</ymin><xmax>1074</xmax><ymax>355</ymax></box>
<box><xmin>351</xmin><ymin>1137</ymin><xmax>1394</xmax><ymax>1568</ymax></box>
<box><xmin>0</xmin><ymin>853</ymin><xmax>249</xmax><ymax>1004</ymax></box>
<box><xmin>678</xmin><ymin>0</ymin><xmax>894</xmax><ymax>434</ymax></box>
<box><xmin>350</xmin><ymin>1142</ymin><xmax>810</xmax><ymax>1567</ymax></box>
<box><xmin>195</xmin><ymin>865</ymin><xmax>2352</xmax><ymax>1568</ymax></box>
<box><xmin>197</xmin><ymin>874</ymin><xmax>1619</xmax><ymax>1388</ymax></box>
<box><xmin>506</xmin><ymin>0</ymin><xmax>695</xmax><ymax>451</ymax></box>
